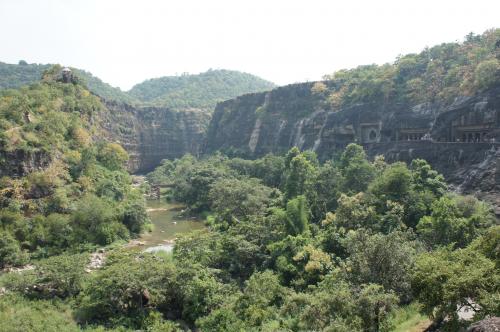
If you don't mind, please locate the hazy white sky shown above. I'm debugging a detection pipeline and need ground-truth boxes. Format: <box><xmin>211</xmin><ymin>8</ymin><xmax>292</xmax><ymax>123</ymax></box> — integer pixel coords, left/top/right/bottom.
<box><xmin>1</xmin><ymin>0</ymin><xmax>499</xmax><ymax>90</ymax></box>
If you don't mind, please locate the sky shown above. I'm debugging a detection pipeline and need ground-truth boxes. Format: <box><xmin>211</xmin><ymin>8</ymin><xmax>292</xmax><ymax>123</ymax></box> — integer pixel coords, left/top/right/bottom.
<box><xmin>0</xmin><ymin>0</ymin><xmax>499</xmax><ymax>91</ymax></box>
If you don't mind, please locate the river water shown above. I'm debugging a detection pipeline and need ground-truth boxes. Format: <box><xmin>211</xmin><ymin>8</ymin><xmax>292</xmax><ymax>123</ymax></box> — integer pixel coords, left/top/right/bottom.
<box><xmin>140</xmin><ymin>200</ymin><xmax>205</xmax><ymax>252</ymax></box>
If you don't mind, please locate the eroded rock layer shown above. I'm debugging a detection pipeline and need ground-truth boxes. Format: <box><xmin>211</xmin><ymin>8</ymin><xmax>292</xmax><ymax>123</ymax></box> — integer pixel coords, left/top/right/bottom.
<box><xmin>101</xmin><ymin>102</ymin><xmax>210</xmax><ymax>173</ymax></box>
<box><xmin>205</xmin><ymin>83</ymin><xmax>500</xmax><ymax>213</ymax></box>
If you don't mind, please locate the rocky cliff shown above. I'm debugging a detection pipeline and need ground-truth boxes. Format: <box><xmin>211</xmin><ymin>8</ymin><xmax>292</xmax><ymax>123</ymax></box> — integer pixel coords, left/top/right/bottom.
<box><xmin>0</xmin><ymin>150</ymin><xmax>51</xmax><ymax>178</ymax></box>
<box><xmin>205</xmin><ymin>82</ymin><xmax>500</xmax><ymax>214</ymax></box>
<box><xmin>101</xmin><ymin>102</ymin><xmax>210</xmax><ymax>173</ymax></box>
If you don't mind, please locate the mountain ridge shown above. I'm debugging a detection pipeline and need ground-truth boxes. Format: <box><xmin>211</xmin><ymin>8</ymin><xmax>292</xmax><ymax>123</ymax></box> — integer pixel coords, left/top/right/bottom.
<box><xmin>0</xmin><ymin>62</ymin><xmax>276</xmax><ymax>110</ymax></box>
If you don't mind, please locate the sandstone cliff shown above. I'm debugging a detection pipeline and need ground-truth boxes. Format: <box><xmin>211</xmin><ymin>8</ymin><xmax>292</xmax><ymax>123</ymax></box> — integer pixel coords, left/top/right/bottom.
<box><xmin>205</xmin><ymin>82</ymin><xmax>500</xmax><ymax>214</ymax></box>
<box><xmin>101</xmin><ymin>102</ymin><xmax>210</xmax><ymax>173</ymax></box>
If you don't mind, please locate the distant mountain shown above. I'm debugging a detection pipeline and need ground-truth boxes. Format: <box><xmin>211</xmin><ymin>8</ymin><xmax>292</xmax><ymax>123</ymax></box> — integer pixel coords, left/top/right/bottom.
<box><xmin>72</xmin><ymin>68</ymin><xmax>139</xmax><ymax>104</ymax></box>
<box><xmin>0</xmin><ymin>61</ymin><xmax>138</xmax><ymax>104</ymax></box>
<box><xmin>0</xmin><ymin>63</ymin><xmax>276</xmax><ymax>109</ymax></box>
<box><xmin>128</xmin><ymin>69</ymin><xmax>276</xmax><ymax>110</ymax></box>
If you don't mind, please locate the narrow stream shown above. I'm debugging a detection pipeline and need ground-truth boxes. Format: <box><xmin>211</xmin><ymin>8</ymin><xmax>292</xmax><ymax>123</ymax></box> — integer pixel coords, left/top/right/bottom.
<box><xmin>140</xmin><ymin>200</ymin><xmax>205</xmax><ymax>253</ymax></box>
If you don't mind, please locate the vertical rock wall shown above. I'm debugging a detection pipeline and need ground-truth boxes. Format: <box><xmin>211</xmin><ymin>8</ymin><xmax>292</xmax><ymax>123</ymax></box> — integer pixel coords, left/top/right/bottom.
<box><xmin>205</xmin><ymin>82</ymin><xmax>500</xmax><ymax>213</ymax></box>
<box><xmin>101</xmin><ymin>102</ymin><xmax>211</xmax><ymax>173</ymax></box>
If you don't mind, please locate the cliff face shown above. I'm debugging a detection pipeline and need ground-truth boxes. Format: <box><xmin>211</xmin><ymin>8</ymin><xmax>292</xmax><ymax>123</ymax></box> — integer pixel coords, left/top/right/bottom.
<box><xmin>8</xmin><ymin>81</ymin><xmax>494</xmax><ymax>212</ymax></box>
<box><xmin>0</xmin><ymin>150</ymin><xmax>51</xmax><ymax>178</ymax></box>
<box><xmin>205</xmin><ymin>83</ymin><xmax>500</xmax><ymax>214</ymax></box>
<box><xmin>101</xmin><ymin>102</ymin><xmax>210</xmax><ymax>173</ymax></box>
<box><xmin>0</xmin><ymin>101</ymin><xmax>210</xmax><ymax>178</ymax></box>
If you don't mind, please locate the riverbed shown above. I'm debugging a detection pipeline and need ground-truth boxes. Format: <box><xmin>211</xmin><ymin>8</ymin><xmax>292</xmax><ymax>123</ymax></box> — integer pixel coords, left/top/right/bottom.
<box><xmin>139</xmin><ymin>200</ymin><xmax>205</xmax><ymax>252</ymax></box>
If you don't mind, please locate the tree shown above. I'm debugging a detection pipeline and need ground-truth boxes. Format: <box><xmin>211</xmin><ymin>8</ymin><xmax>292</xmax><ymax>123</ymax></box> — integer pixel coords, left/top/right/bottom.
<box><xmin>285</xmin><ymin>195</ymin><xmax>309</xmax><ymax>236</ymax></box>
<box><xmin>252</xmin><ymin>154</ymin><xmax>285</xmax><ymax>188</ymax></box>
<box><xmin>368</xmin><ymin>162</ymin><xmax>412</xmax><ymax>204</ymax></box>
<box><xmin>344</xmin><ymin>230</ymin><xmax>421</xmax><ymax>302</ymax></box>
<box><xmin>146</xmin><ymin>159</ymin><xmax>175</xmax><ymax>186</ymax></box>
<box><xmin>474</xmin><ymin>58</ymin><xmax>500</xmax><ymax>90</ymax></box>
<box><xmin>236</xmin><ymin>271</ymin><xmax>286</xmax><ymax>326</ymax></box>
<box><xmin>356</xmin><ymin>284</ymin><xmax>398</xmax><ymax>332</ymax></box>
<box><xmin>309</xmin><ymin>161</ymin><xmax>341</xmax><ymax>223</ymax></box>
<box><xmin>79</xmin><ymin>251</ymin><xmax>179</xmax><ymax>327</ymax></box>
<box><xmin>410</xmin><ymin>159</ymin><xmax>446</xmax><ymax>196</ymax></box>
<box><xmin>176</xmin><ymin>263</ymin><xmax>228</xmax><ymax>323</ymax></box>
<box><xmin>417</xmin><ymin>195</ymin><xmax>494</xmax><ymax>249</ymax></box>
<box><xmin>196</xmin><ymin>271</ymin><xmax>285</xmax><ymax>331</ymax></box>
<box><xmin>0</xmin><ymin>230</ymin><xmax>28</xmax><ymax>268</ymax></box>
<box><xmin>0</xmin><ymin>294</ymin><xmax>81</xmax><ymax>332</ymax></box>
<box><xmin>292</xmin><ymin>244</ymin><xmax>332</xmax><ymax>286</ymax></box>
<box><xmin>172</xmin><ymin>158</ymin><xmax>231</xmax><ymax>211</ymax></box>
<box><xmin>268</xmin><ymin>234</ymin><xmax>311</xmax><ymax>286</ymax></box>
<box><xmin>311</xmin><ymin>82</ymin><xmax>328</xmax><ymax>95</ymax></box>
<box><xmin>71</xmin><ymin>194</ymin><xmax>129</xmax><ymax>245</ymax></box>
<box><xmin>97</xmin><ymin>142</ymin><xmax>129</xmax><ymax>171</ymax></box>
<box><xmin>284</xmin><ymin>154</ymin><xmax>316</xmax><ymax>200</ymax></box>
<box><xmin>209</xmin><ymin>177</ymin><xmax>275</xmax><ymax>224</ymax></box>
<box><xmin>412</xmin><ymin>244</ymin><xmax>499</xmax><ymax>324</ymax></box>
<box><xmin>121</xmin><ymin>195</ymin><xmax>149</xmax><ymax>235</ymax></box>
<box><xmin>325</xmin><ymin>193</ymin><xmax>377</xmax><ymax>231</ymax></box>
<box><xmin>339</xmin><ymin>144</ymin><xmax>375</xmax><ymax>194</ymax></box>
<box><xmin>3</xmin><ymin>253</ymin><xmax>89</xmax><ymax>299</ymax></box>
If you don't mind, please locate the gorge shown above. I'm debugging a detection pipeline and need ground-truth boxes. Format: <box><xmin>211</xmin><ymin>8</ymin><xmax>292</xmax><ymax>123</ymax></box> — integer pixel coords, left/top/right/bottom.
<box><xmin>97</xmin><ymin>81</ymin><xmax>500</xmax><ymax>215</ymax></box>
<box><xmin>1</xmin><ymin>27</ymin><xmax>499</xmax><ymax>332</ymax></box>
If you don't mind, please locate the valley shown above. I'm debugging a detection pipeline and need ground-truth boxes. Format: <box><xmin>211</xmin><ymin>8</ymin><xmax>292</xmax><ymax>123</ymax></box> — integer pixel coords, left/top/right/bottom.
<box><xmin>0</xmin><ymin>28</ymin><xmax>499</xmax><ymax>332</ymax></box>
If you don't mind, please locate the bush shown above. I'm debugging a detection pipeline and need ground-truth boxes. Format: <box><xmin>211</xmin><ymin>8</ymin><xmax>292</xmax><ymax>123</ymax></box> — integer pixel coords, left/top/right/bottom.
<box><xmin>0</xmin><ymin>230</ymin><xmax>28</xmax><ymax>268</ymax></box>
<box><xmin>71</xmin><ymin>195</ymin><xmax>129</xmax><ymax>245</ymax></box>
<box><xmin>79</xmin><ymin>250</ymin><xmax>178</xmax><ymax>328</ymax></box>
<box><xmin>2</xmin><ymin>253</ymin><xmax>89</xmax><ymax>298</ymax></box>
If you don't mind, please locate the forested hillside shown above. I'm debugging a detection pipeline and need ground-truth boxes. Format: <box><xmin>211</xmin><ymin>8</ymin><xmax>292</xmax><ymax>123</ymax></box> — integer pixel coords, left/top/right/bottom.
<box><xmin>0</xmin><ymin>61</ymin><xmax>51</xmax><ymax>90</ymax></box>
<box><xmin>0</xmin><ymin>65</ymin><xmax>149</xmax><ymax>265</ymax></box>
<box><xmin>128</xmin><ymin>69</ymin><xmax>276</xmax><ymax>109</ymax></box>
<box><xmin>320</xmin><ymin>29</ymin><xmax>500</xmax><ymax>107</ymax></box>
<box><xmin>0</xmin><ymin>61</ymin><xmax>138</xmax><ymax>104</ymax></box>
<box><xmin>0</xmin><ymin>63</ymin><xmax>276</xmax><ymax>110</ymax></box>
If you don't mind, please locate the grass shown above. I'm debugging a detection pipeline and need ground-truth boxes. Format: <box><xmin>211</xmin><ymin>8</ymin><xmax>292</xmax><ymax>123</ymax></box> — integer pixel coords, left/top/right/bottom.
<box><xmin>390</xmin><ymin>302</ymin><xmax>432</xmax><ymax>332</ymax></box>
<box><xmin>0</xmin><ymin>293</ymin><xmax>81</xmax><ymax>332</ymax></box>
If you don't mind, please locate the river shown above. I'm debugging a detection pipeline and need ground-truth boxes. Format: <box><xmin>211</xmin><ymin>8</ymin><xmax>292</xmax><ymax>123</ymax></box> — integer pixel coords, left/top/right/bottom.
<box><xmin>139</xmin><ymin>199</ymin><xmax>205</xmax><ymax>253</ymax></box>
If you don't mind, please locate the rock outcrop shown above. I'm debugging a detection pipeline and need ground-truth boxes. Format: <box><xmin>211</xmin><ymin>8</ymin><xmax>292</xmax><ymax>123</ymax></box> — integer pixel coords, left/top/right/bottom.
<box><xmin>101</xmin><ymin>102</ymin><xmax>211</xmax><ymax>173</ymax></box>
<box><xmin>0</xmin><ymin>150</ymin><xmax>51</xmax><ymax>178</ymax></box>
<box><xmin>8</xmin><ymin>79</ymin><xmax>487</xmax><ymax>213</ymax></box>
<box><xmin>467</xmin><ymin>317</ymin><xmax>500</xmax><ymax>332</ymax></box>
<box><xmin>205</xmin><ymin>82</ymin><xmax>500</xmax><ymax>213</ymax></box>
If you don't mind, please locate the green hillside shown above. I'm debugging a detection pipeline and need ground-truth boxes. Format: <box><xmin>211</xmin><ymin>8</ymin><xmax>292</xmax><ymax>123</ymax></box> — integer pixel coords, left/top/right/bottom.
<box><xmin>128</xmin><ymin>69</ymin><xmax>276</xmax><ymax>109</ymax></box>
<box><xmin>0</xmin><ymin>61</ymin><xmax>50</xmax><ymax>90</ymax></box>
<box><xmin>0</xmin><ymin>64</ymin><xmax>276</xmax><ymax>109</ymax></box>
<box><xmin>0</xmin><ymin>61</ymin><xmax>138</xmax><ymax>104</ymax></box>
<box><xmin>320</xmin><ymin>29</ymin><xmax>500</xmax><ymax>108</ymax></box>
<box><xmin>0</xmin><ymin>64</ymin><xmax>148</xmax><ymax>262</ymax></box>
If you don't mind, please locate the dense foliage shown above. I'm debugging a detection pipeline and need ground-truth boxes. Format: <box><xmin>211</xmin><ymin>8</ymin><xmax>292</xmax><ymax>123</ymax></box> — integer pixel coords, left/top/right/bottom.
<box><xmin>128</xmin><ymin>69</ymin><xmax>276</xmax><ymax>110</ymax></box>
<box><xmin>0</xmin><ymin>66</ymin><xmax>149</xmax><ymax>266</ymax></box>
<box><xmin>1</xmin><ymin>30</ymin><xmax>499</xmax><ymax>332</ymax></box>
<box><xmin>139</xmin><ymin>145</ymin><xmax>498</xmax><ymax>331</ymax></box>
<box><xmin>0</xmin><ymin>63</ymin><xmax>276</xmax><ymax>110</ymax></box>
<box><xmin>318</xmin><ymin>29</ymin><xmax>500</xmax><ymax>108</ymax></box>
<box><xmin>0</xmin><ymin>61</ymin><xmax>138</xmax><ymax>104</ymax></box>
<box><xmin>2</xmin><ymin>139</ymin><xmax>498</xmax><ymax>330</ymax></box>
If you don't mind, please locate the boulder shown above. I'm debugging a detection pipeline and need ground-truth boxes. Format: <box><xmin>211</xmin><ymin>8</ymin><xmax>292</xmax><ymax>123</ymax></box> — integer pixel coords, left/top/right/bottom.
<box><xmin>467</xmin><ymin>317</ymin><xmax>500</xmax><ymax>332</ymax></box>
